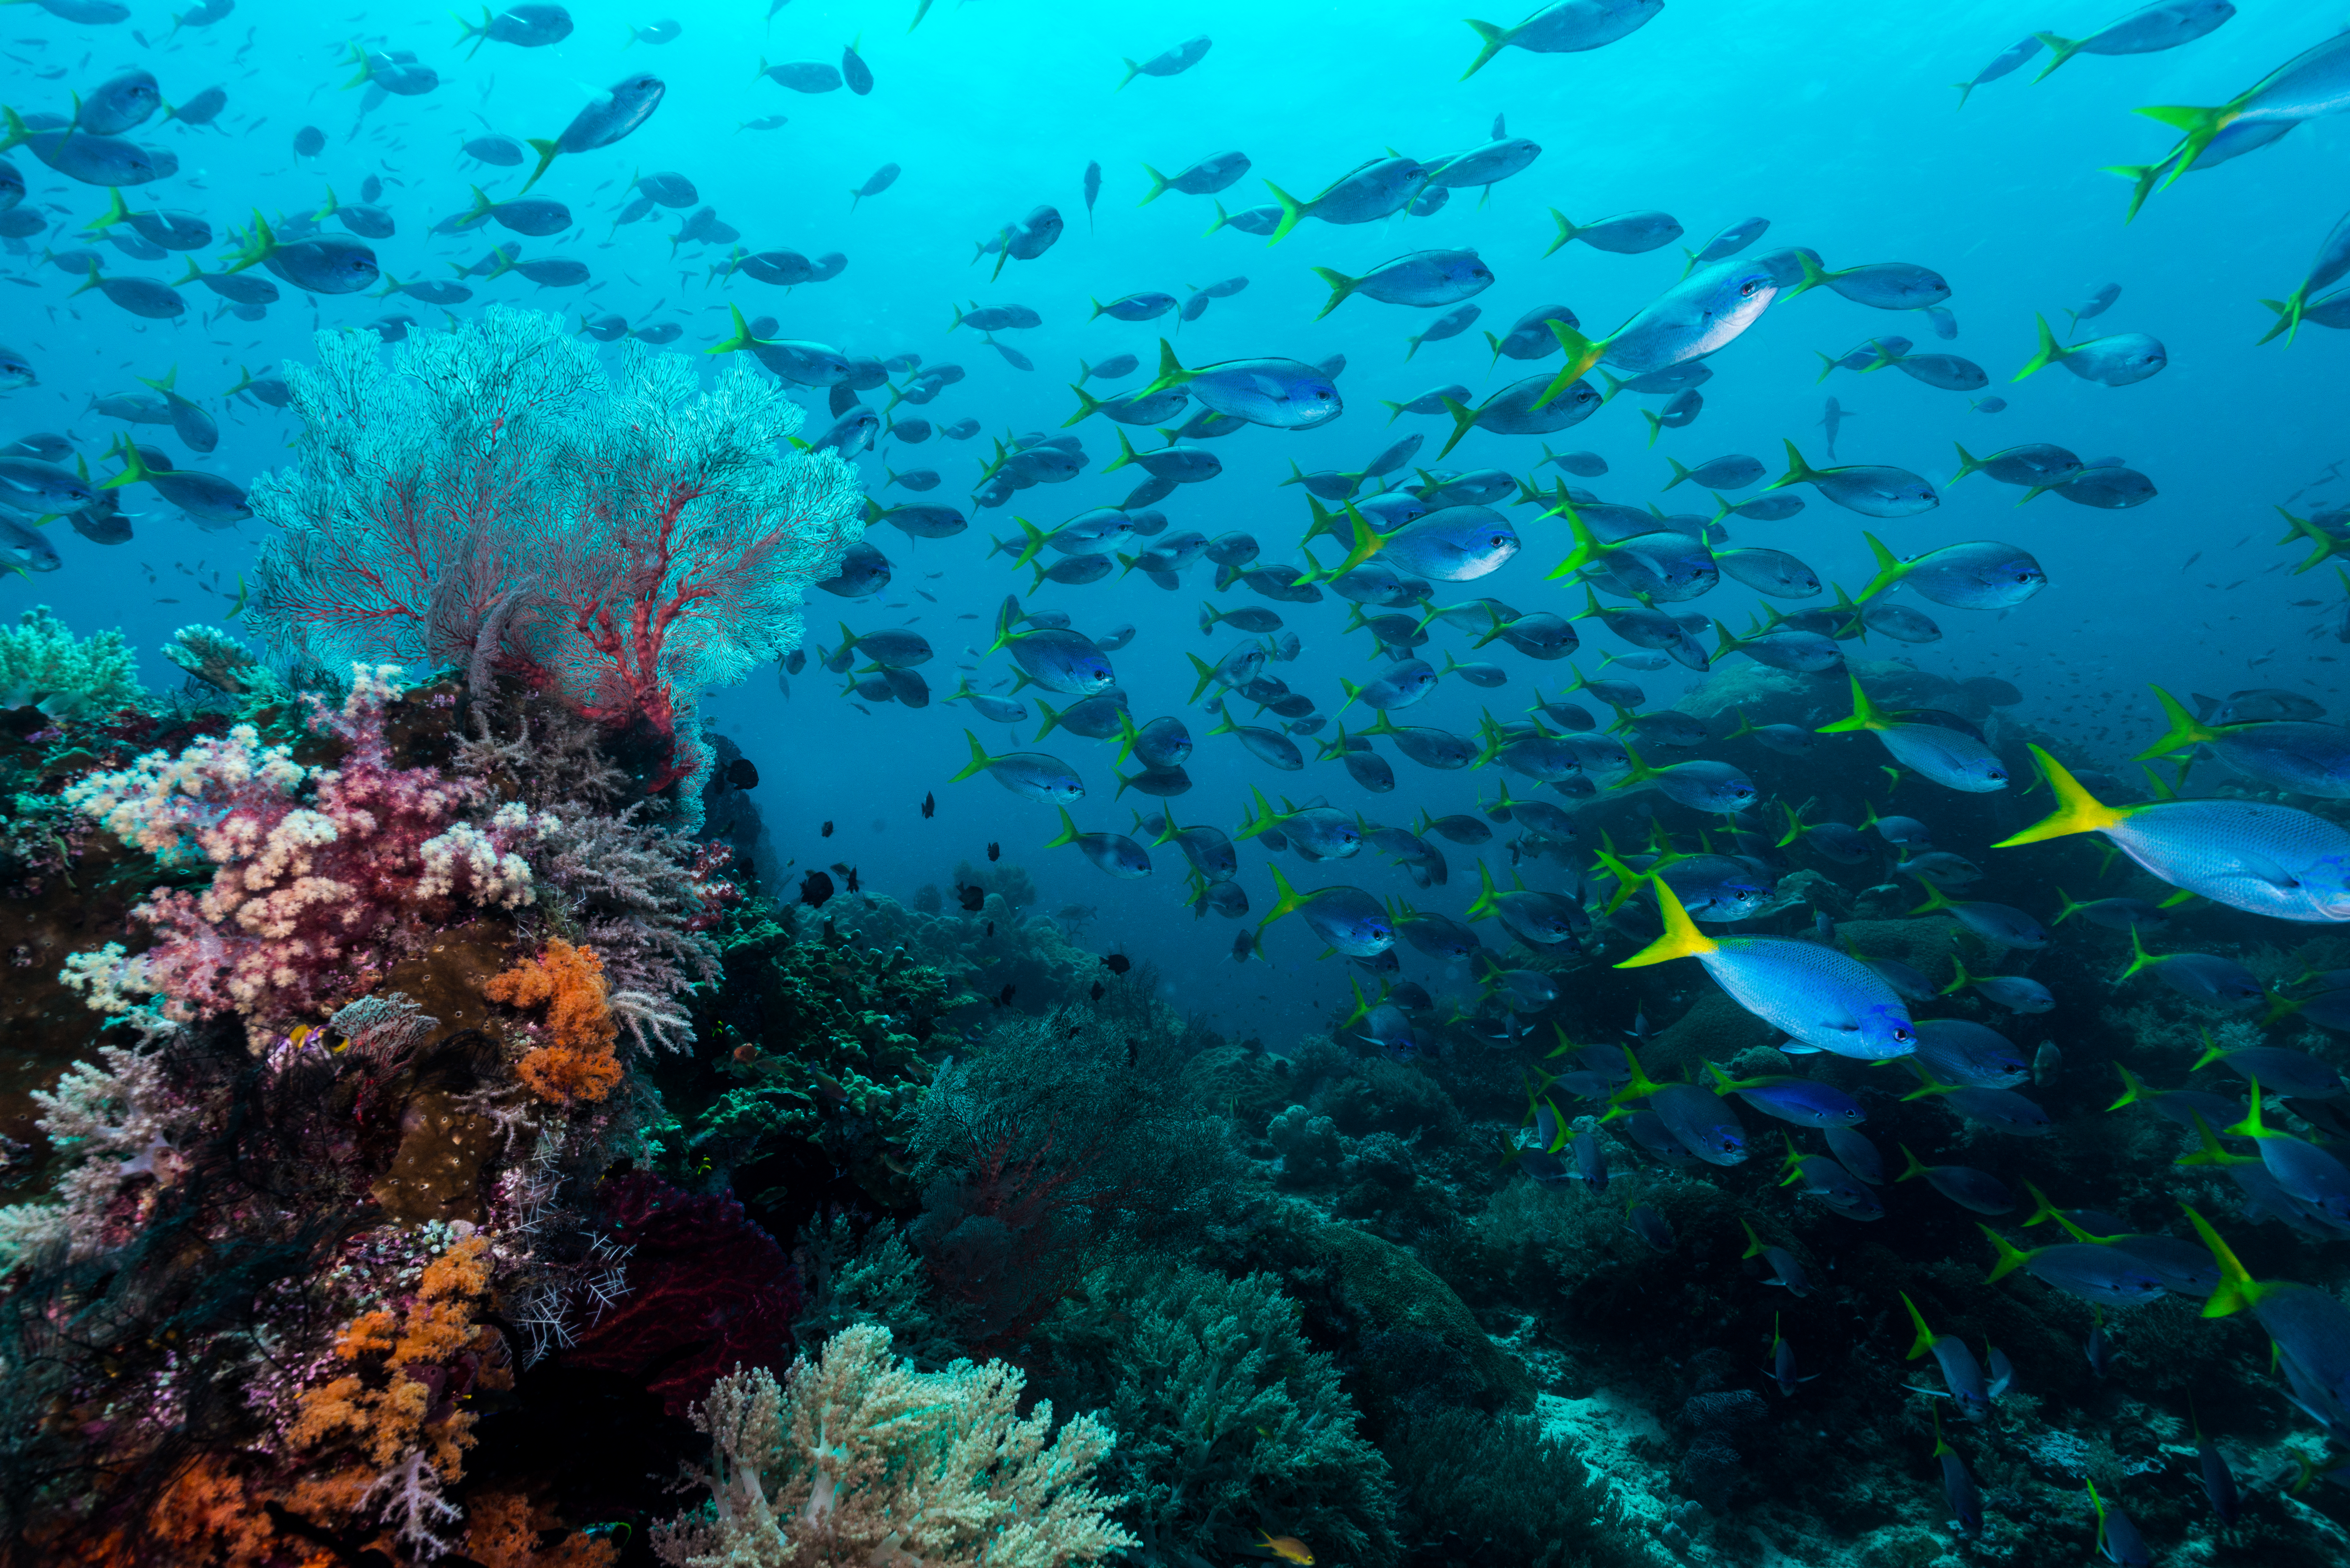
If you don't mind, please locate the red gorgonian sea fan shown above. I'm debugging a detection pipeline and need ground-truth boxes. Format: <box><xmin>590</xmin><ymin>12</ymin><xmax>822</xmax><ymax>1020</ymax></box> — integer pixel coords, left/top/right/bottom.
<box><xmin>242</xmin><ymin>309</ymin><xmax>865</xmax><ymax>790</ymax></box>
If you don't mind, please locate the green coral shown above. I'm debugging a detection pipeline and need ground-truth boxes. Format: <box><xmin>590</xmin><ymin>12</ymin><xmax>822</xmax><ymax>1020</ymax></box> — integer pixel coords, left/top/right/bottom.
<box><xmin>1038</xmin><ymin>1260</ymin><xmax>1401</xmax><ymax>1567</ymax></box>
<box><xmin>1387</xmin><ymin>1409</ymin><xmax>1637</xmax><ymax>1568</ymax></box>
<box><xmin>682</xmin><ymin>919</ymin><xmax>956</xmax><ymax>1184</ymax></box>
<box><xmin>0</xmin><ymin>606</ymin><xmax>142</xmax><ymax>720</ymax></box>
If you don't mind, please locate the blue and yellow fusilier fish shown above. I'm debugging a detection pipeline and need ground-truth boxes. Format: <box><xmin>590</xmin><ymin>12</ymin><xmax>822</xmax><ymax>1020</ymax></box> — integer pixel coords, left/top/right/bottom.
<box><xmin>2185</xmin><ymin>1206</ymin><xmax>2350</xmax><ymax>1445</ymax></box>
<box><xmin>1817</xmin><ymin>675</ymin><xmax>2009</xmax><ymax>792</ymax></box>
<box><xmin>1255</xmin><ymin>865</ymin><xmax>1396</xmax><ymax>958</ymax></box>
<box><xmin>1614</xmin><ymin>876</ymin><xmax>1918</xmax><ymax>1059</ymax></box>
<box><xmin>2135</xmin><ymin>685</ymin><xmax>2350</xmax><ymax>799</ymax></box>
<box><xmin>1997</xmin><ymin>746</ymin><xmax>2350</xmax><ymax>923</ymax></box>
<box><xmin>1899</xmin><ymin>1293</ymin><xmax>1993</xmax><ymax>1422</ymax></box>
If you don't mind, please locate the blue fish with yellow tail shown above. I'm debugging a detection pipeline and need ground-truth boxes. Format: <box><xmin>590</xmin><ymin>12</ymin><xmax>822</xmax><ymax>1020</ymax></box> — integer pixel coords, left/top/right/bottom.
<box><xmin>1980</xmin><ymin>1225</ymin><xmax>2169</xmax><ymax>1308</ymax></box>
<box><xmin>1899</xmin><ymin>1292</ymin><xmax>1991</xmax><ymax>1421</ymax></box>
<box><xmin>1817</xmin><ymin>674</ymin><xmax>2009</xmax><ymax>792</ymax></box>
<box><xmin>1614</xmin><ymin>876</ymin><xmax>1917</xmax><ymax>1059</ymax></box>
<box><xmin>1996</xmin><ymin>746</ymin><xmax>2350</xmax><ymax>923</ymax></box>
<box><xmin>2186</xmin><ymin>1206</ymin><xmax>2350</xmax><ymax>1444</ymax></box>
<box><xmin>2134</xmin><ymin>684</ymin><xmax>2350</xmax><ymax>799</ymax></box>
<box><xmin>1256</xmin><ymin>864</ymin><xmax>1394</xmax><ymax>958</ymax></box>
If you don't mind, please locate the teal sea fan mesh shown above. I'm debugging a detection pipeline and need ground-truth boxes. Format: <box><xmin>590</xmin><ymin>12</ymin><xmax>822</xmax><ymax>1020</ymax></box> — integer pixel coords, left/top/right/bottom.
<box><xmin>244</xmin><ymin>308</ymin><xmax>864</xmax><ymax>784</ymax></box>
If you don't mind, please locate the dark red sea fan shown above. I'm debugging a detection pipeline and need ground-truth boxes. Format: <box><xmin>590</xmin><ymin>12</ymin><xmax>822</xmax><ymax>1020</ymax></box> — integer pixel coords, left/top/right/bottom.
<box><xmin>566</xmin><ymin>1172</ymin><xmax>800</xmax><ymax>1415</ymax></box>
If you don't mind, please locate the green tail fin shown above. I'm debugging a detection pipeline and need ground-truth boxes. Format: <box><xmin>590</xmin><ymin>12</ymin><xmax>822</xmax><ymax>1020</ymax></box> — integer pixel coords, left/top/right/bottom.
<box><xmin>1898</xmin><ymin>1292</ymin><xmax>1938</xmax><ymax>1361</ymax></box>
<box><xmin>947</xmin><ymin>729</ymin><xmax>993</xmax><ymax>783</ymax></box>
<box><xmin>1814</xmin><ymin>673</ymin><xmax>1888</xmax><ymax>735</ymax></box>
<box><xmin>2011</xmin><ymin>313</ymin><xmax>2066</xmax><ymax>382</ymax></box>
<box><xmin>2181</xmin><ymin>1205</ymin><xmax>2270</xmax><ymax>1318</ymax></box>
<box><xmin>1979</xmin><ymin>1225</ymin><xmax>2038</xmax><ymax>1284</ymax></box>
<box><xmin>1542</xmin><ymin>207</ymin><xmax>1577</xmax><ymax>258</ymax></box>
<box><xmin>2133</xmin><ymin>685</ymin><xmax>2226</xmax><ymax>761</ymax></box>
<box><xmin>1460</xmin><ymin>18</ymin><xmax>1510</xmax><ymax>81</ymax></box>
<box><xmin>2030</xmin><ymin>30</ymin><xmax>2087</xmax><ymax>82</ymax></box>
<box><xmin>2132</xmin><ymin>102</ymin><xmax>2237</xmax><ymax>192</ymax></box>
<box><xmin>1770</xmin><ymin>439</ymin><xmax>1818</xmax><ymax>492</ymax></box>
<box><xmin>2255</xmin><ymin>287</ymin><xmax>2307</xmax><ymax>348</ymax></box>
<box><xmin>1262</xmin><ymin>179</ymin><xmax>1307</xmax><ymax>245</ymax></box>
<box><xmin>1532</xmin><ymin>321</ymin><xmax>1603</xmax><ymax>406</ymax></box>
<box><xmin>519</xmin><ymin>137</ymin><xmax>561</xmax><ymax>196</ymax></box>
<box><xmin>1435</xmin><ymin>395</ymin><xmax>1482</xmax><ymax>461</ymax></box>
<box><xmin>1310</xmin><ymin>267</ymin><xmax>1359</xmax><ymax>322</ymax></box>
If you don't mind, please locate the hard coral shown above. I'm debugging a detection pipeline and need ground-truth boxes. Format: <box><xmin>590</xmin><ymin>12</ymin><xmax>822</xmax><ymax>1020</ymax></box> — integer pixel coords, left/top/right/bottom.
<box><xmin>60</xmin><ymin>665</ymin><xmax>555</xmax><ymax>1034</ymax></box>
<box><xmin>487</xmin><ymin>939</ymin><xmax>624</xmax><ymax>1106</ymax></box>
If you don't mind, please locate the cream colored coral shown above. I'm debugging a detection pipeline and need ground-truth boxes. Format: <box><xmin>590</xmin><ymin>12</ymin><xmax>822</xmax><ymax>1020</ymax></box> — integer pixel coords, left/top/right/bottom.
<box><xmin>656</xmin><ymin>1325</ymin><xmax>1133</xmax><ymax>1568</ymax></box>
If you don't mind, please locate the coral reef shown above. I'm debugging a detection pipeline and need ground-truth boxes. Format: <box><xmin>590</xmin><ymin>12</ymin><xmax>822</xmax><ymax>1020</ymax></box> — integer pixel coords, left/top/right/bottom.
<box><xmin>1038</xmin><ymin>1261</ymin><xmax>1400</xmax><ymax>1566</ymax></box>
<box><xmin>8</xmin><ymin>511</ymin><xmax>2350</xmax><ymax>1568</ymax></box>
<box><xmin>61</xmin><ymin>664</ymin><xmax>549</xmax><ymax>1035</ymax></box>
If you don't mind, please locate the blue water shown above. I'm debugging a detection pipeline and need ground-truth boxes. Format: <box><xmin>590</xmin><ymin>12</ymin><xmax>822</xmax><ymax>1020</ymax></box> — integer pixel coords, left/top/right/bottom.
<box><xmin>4</xmin><ymin>0</ymin><xmax>2345</xmax><ymax>1045</ymax></box>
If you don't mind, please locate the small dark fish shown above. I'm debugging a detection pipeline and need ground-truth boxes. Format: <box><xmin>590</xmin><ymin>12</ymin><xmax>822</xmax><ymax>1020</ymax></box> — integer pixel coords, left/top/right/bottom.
<box><xmin>821</xmin><ymin>820</ymin><xmax>834</xmax><ymax>837</ymax></box>
<box><xmin>725</xmin><ymin>757</ymin><xmax>759</xmax><ymax>789</ymax></box>
<box><xmin>996</xmin><ymin>983</ymin><xmax>1017</xmax><ymax>1007</ymax></box>
<box><xmin>799</xmin><ymin>869</ymin><xmax>835</xmax><ymax>907</ymax></box>
<box><xmin>957</xmin><ymin>883</ymin><xmax>985</xmax><ymax>912</ymax></box>
<box><xmin>1104</xmin><ymin>954</ymin><xmax>1132</xmax><ymax>974</ymax></box>
<box><xmin>987</xmin><ymin>841</ymin><xmax>1001</xmax><ymax>861</ymax></box>
<box><xmin>921</xmin><ymin>790</ymin><xmax>936</xmax><ymax>818</ymax></box>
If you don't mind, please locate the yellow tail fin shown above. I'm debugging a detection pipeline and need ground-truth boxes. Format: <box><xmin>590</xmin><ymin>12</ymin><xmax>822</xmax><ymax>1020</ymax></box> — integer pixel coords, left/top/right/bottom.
<box><xmin>1613</xmin><ymin>877</ymin><xmax>1719</xmax><ymax>969</ymax></box>
<box><xmin>1991</xmin><ymin>745</ymin><xmax>2129</xmax><ymax>847</ymax></box>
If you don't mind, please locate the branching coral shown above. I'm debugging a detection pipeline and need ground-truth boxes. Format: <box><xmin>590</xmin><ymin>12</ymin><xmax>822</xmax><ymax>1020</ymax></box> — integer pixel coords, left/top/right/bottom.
<box><xmin>688</xmin><ymin>923</ymin><xmax>953</xmax><ymax>1180</ymax></box>
<box><xmin>0</xmin><ymin>605</ymin><xmax>143</xmax><ymax>718</ymax></box>
<box><xmin>486</xmin><ymin>939</ymin><xmax>624</xmax><ymax>1105</ymax></box>
<box><xmin>244</xmin><ymin>308</ymin><xmax>864</xmax><ymax>792</ymax></box>
<box><xmin>59</xmin><ymin>664</ymin><xmax>557</xmax><ymax>1031</ymax></box>
<box><xmin>653</xmin><ymin>1323</ymin><xmax>1134</xmax><ymax>1568</ymax></box>
<box><xmin>1036</xmin><ymin>1261</ymin><xmax>1399</xmax><ymax>1567</ymax></box>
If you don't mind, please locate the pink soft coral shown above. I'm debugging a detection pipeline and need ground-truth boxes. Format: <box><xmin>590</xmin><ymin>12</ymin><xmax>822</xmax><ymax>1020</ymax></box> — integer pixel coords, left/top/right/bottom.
<box><xmin>63</xmin><ymin>664</ymin><xmax>556</xmax><ymax>1031</ymax></box>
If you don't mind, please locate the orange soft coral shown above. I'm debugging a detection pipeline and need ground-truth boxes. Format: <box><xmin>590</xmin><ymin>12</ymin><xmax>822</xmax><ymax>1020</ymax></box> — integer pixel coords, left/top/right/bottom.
<box><xmin>461</xmin><ymin>1489</ymin><xmax>621</xmax><ymax>1568</ymax></box>
<box><xmin>292</xmin><ymin>1234</ymin><xmax>510</xmax><ymax>1477</ymax></box>
<box><xmin>485</xmin><ymin>939</ymin><xmax>625</xmax><ymax>1105</ymax></box>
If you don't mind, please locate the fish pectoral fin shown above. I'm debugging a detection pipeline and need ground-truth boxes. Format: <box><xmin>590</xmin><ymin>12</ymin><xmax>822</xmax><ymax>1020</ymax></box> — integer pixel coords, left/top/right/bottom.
<box><xmin>2228</xmin><ymin>851</ymin><xmax>2300</xmax><ymax>890</ymax></box>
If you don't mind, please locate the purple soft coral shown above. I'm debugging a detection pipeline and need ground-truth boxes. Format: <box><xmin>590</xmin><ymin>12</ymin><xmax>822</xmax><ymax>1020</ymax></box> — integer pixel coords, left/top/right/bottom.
<box><xmin>61</xmin><ymin>664</ymin><xmax>557</xmax><ymax>1030</ymax></box>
